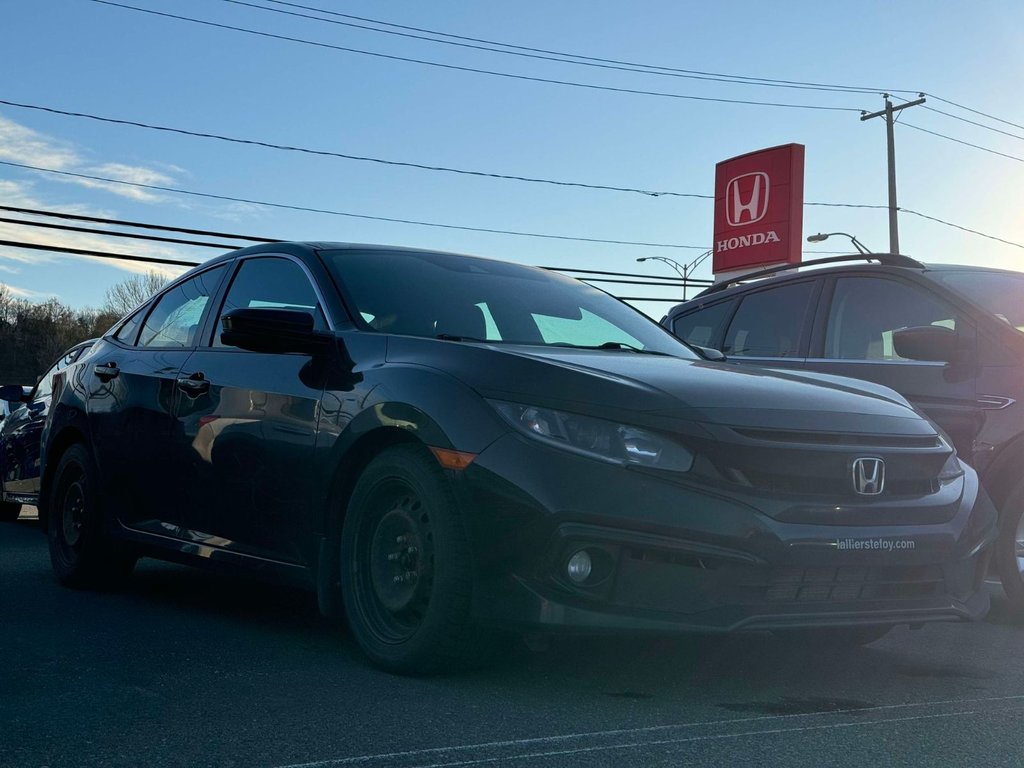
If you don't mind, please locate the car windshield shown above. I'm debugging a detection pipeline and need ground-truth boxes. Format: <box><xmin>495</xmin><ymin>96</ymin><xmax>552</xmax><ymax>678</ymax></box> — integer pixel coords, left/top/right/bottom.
<box><xmin>932</xmin><ymin>270</ymin><xmax>1024</xmax><ymax>333</ymax></box>
<box><xmin>321</xmin><ymin>249</ymin><xmax>697</xmax><ymax>357</ymax></box>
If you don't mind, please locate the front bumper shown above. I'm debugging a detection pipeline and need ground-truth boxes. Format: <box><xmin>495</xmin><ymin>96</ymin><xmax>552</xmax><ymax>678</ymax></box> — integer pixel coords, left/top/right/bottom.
<box><xmin>459</xmin><ymin>433</ymin><xmax>997</xmax><ymax>634</ymax></box>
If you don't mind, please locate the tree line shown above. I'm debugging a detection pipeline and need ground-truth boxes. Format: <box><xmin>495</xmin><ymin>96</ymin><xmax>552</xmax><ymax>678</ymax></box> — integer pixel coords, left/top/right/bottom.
<box><xmin>0</xmin><ymin>272</ymin><xmax>167</xmax><ymax>387</ymax></box>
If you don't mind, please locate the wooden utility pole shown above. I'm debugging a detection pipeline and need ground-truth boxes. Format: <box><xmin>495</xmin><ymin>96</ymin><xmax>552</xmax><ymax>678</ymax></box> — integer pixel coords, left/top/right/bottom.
<box><xmin>861</xmin><ymin>94</ymin><xmax>926</xmax><ymax>254</ymax></box>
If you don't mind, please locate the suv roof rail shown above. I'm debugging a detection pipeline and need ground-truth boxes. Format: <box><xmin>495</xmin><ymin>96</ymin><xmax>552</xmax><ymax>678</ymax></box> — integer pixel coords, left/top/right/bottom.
<box><xmin>698</xmin><ymin>253</ymin><xmax>925</xmax><ymax>296</ymax></box>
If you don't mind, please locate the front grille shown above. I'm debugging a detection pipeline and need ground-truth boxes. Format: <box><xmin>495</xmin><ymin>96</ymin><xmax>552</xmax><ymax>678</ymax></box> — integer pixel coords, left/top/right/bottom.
<box><xmin>751</xmin><ymin>565</ymin><xmax>944</xmax><ymax>603</ymax></box>
<box><xmin>731</xmin><ymin>428</ymin><xmax>942</xmax><ymax>449</ymax></box>
<box><xmin>729</xmin><ymin>467</ymin><xmax>937</xmax><ymax>498</ymax></box>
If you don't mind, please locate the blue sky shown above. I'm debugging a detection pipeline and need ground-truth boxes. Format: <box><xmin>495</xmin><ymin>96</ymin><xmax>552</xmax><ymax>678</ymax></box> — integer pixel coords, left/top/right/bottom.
<box><xmin>2</xmin><ymin>0</ymin><xmax>1023</xmax><ymax>318</ymax></box>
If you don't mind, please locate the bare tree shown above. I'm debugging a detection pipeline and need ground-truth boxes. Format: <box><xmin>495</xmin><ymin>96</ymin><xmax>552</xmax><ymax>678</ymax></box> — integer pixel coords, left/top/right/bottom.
<box><xmin>103</xmin><ymin>271</ymin><xmax>168</xmax><ymax>316</ymax></box>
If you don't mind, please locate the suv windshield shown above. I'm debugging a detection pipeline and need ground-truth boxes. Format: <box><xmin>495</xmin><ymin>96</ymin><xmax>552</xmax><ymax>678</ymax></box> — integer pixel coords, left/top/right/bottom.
<box><xmin>321</xmin><ymin>249</ymin><xmax>695</xmax><ymax>357</ymax></box>
<box><xmin>932</xmin><ymin>270</ymin><xmax>1024</xmax><ymax>333</ymax></box>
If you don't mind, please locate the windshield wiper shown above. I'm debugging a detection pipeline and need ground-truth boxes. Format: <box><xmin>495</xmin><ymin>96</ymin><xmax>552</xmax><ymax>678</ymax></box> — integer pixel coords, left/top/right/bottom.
<box><xmin>551</xmin><ymin>341</ymin><xmax>669</xmax><ymax>355</ymax></box>
<box><xmin>436</xmin><ymin>334</ymin><xmax>490</xmax><ymax>343</ymax></box>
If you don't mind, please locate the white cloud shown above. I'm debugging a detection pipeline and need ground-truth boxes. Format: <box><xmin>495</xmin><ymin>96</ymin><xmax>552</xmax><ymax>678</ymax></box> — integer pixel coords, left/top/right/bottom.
<box><xmin>0</xmin><ymin>281</ymin><xmax>53</xmax><ymax>299</ymax></box>
<box><xmin>0</xmin><ymin>115</ymin><xmax>80</xmax><ymax>170</ymax></box>
<box><xmin>0</xmin><ymin>113</ymin><xmax>180</xmax><ymax>203</ymax></box>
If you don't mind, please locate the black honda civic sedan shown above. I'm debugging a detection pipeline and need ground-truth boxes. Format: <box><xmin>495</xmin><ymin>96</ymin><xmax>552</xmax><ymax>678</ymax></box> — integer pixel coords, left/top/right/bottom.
<box><xmin>41</xmin><ymin>243</ymin><xmax>996</xmax><ymax>673</ymax></box>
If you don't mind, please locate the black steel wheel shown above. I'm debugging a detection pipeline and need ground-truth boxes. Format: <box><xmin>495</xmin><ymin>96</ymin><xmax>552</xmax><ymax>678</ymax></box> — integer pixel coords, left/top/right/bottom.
<box><xmin>48</xmin><ymin>443</ymin><xmax>136</xmax><ymax>588</ymax></box>
<box><xmin>340</xmin><ymin>444</ymin><xmax>491</xmax><ymax>674</ymax></box>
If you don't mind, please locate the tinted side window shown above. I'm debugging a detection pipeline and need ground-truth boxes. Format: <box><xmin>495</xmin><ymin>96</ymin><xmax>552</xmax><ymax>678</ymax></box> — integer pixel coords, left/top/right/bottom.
<box><xmin>213</xmin><ymin>257</ymin><xmax>327</xmax><ymax>347</ymax></box>
<box><xmin>825</xmin><ymin>277</ymin><xmax>958</xmax><ymax>360</ymax></box>
<box><xmin>139</xmin><ymin>266</ymin><xmax>226</xmax><ymax>349</ymax></box>
<box><xmin>724</xmin><ymin>282</ymin><xmax>815</xmax><ymax>357</ymax></box>
<box><xmin>115</xmin><ymin>306</ymin><xmax>147</xmax><ymax>345</ymax></box>
<box><xmin>671</xmin><ymin>301</ymin><xmax>734</xmax><ymax>349</ymax></box>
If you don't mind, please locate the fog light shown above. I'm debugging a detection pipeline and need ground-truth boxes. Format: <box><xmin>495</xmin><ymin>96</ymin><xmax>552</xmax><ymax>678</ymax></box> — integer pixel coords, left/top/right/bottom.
<box><xmin>566</xmin><ymin>550</ymin><xmax>593</xmax><ymax>584</ymax></box>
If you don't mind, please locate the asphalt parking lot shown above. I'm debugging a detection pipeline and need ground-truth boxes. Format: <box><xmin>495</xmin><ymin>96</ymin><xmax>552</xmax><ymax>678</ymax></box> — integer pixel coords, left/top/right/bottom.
<box><xmin>3</xmin><ymin>513</ymin><xmax>1024</xmax><ymax>768</ymax></box>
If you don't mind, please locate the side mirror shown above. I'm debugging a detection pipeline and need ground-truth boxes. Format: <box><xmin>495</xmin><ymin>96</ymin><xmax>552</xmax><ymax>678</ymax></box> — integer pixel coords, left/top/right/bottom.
<box><xmin>0</xmin><ymin>384</ymin><xmax>28</xmax><ymax>403</ymax></box>
<box><xmin>892</xmin><ymin>325</ymin><xmax>960</xmax><ymax>363</ymax></box>
<box><xmin>220</xmin><ymin>308</ymin><xmax>331</xmax><ymax>354</ymax></box>
<box><xmin>692</xmin><ymin>345</ymin><xmax>727</xmax><ymax>362</ymax></box>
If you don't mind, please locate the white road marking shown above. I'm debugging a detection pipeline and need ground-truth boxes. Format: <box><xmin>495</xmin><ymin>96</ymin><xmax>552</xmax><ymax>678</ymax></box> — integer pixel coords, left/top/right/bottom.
<box><xmin>269</xmin><ymin>692</ymin><xmax>1024</xmax><ymax>768</ymax></box>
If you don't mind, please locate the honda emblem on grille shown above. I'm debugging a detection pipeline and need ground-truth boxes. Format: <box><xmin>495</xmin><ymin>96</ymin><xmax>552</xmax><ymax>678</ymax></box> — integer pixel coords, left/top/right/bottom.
<box><xmin>852</xmin><ymin>457</ymin><xmax>885</xmax><ymax>496</ymax></box>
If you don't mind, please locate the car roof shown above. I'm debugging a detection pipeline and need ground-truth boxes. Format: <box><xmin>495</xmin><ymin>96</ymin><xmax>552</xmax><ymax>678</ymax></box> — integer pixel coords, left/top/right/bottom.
<box><xmin>667</xmin><ymin>257</ymin><xmax>1022</xmax><ymax>318</ymax></box>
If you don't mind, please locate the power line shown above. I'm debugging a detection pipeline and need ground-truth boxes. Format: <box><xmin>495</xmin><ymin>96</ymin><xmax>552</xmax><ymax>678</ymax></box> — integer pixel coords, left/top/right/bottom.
<box><xmin>86</xmin><ymin>1</ymin><xmax>866</xmax><ymax>113</ymax></box>
<box><xmin>0</xmin><ymin>239</ymin><xmax>199</xmax><ymax>267</ymax></box>
<box><xmin>900</xmin><ymin>122</ymin><xmax>1024</xmax><ymax>164</ymax></box>
<box><xmin>0</xmin><ymin>207</ymin><xmax>715</xmax><ymax>283</ymax></box>
<box><xmin>0</xmin><ymin>204</ymin><xmax>274</xmax><ymax>243</ymax></box>
<box><xmin>926</xmin><ymin>94</ymin><xmax>1024</xmax><ymax>133</ymax></box>
<box><xmin>0</xmin><ymin>216</ymin><xmax>244</xmax><ymax>250</ymax></box>
<box><xmin>0</xmin><ymin>100</ymin><xmax>711</xmax><ymax>199</ymax></box>
<box><xmin>259</xmin><ymin>0</ymin><xmax>914</xmax><ymax>95</ymax></box>
<box><xmin>899</xmin><ymin>208</ymin><xmax>1024</xmax><ymax>250</ymax></box>
<box><xmin>0</xmin><ymin>237</ymin><xmax>698</xmax><ymax>290</ymax></box>
<box><xmin>922</xmin><ymin>105</ymin><xmax>1024</xmax><ymax>142</ymax></box>
<box><xmin>219</xmin><ymin>0</ymin><xmax>885</xmax><ymax>96</ymax></box>
<box><xmin>0</xmin><ymin>164</ymin><xmax>711</xmax><ymax>250</ymax></box>
<box><xmin>0</xmin><ymin>108</ymin><xmax>882</xmax><ymax>211</ymax></box>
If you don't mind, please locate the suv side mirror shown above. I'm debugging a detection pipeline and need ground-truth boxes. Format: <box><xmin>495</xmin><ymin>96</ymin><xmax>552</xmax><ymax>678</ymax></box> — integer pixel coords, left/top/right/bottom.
<box><xmin>220</xmin><ymin>308</ymin><xmax>331</xmax><ymax>354</ymax></box>
<box><xmin>0</xmin><ymin>384</ymin><xmax>29</xmax><ymax>403</ymax></box>
<box><xmin>892</xmin><ymin>325</ymin><xmax>959</xmax><ymax>363</ymax></box>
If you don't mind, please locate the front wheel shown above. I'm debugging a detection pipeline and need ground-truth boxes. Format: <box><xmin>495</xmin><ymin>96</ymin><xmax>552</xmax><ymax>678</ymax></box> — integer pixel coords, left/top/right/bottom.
<box><xmin>48</xmin><ymin>444</ymin><xmax>135</xmax><ymax>588</ymax></box>
<box><xmin>339</xmin><ymin>445</ymin><xmax>493</xmax><ymax>675</ymax></box>
<box><xmin>995</xmin><ymin>480</ymin><xmax>1024</xmax><ymax>614</ymax></box>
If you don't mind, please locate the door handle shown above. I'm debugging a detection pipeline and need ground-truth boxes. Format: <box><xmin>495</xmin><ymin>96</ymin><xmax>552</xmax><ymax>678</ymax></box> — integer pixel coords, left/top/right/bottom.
<box><xmin>176</xmin><ymin>373</ymin><xmax>210</xmax><ymax>397</ymax></box>
<box><xmin>93</xmin><ymin>363</ymin><xmax>120</xmax><ymax>381</ymax></box>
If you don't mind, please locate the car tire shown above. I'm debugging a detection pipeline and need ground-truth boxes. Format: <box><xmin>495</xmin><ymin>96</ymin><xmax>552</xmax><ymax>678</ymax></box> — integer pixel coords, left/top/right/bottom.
<box><xmin>48</xmin><ymin>443</ymin><xmax>136</xmax><ymax>589</ymax></box>
<box><xmin>340</xmin><ymin>444</ymin><xmax>493</xmax><ymax>675</ymax></box>
<box><xmin>0</xmin><ymin>500</ymin><xmax>21</xmax><ymax>522</ymax></box>
<box><xmin>995</xmin><ymin>480</ymin><xmax>1024</xmax><ymax>614</ymax></box>
<box><xmin>774</xmin><ymin>624</ymin><xmax>893</xmax><ymax>647</ymax></box>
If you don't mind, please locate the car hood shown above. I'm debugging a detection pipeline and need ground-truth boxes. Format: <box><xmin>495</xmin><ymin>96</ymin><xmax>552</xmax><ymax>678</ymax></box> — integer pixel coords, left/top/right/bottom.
<box><xmin>384</xmin><ymin>338</ymin><xmax>936</xmax><ymax>436</ymax></box>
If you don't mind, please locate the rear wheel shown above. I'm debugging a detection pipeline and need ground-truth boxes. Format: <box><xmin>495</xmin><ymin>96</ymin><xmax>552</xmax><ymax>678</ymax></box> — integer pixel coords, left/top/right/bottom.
<box><xmin>48</xmin><ymin>444</ymin><xmax>136</xmax><ymax>588</ymax></box>
<box><xmin>995</xmin><ymin>480</ymin><xmax>1024</xmax><ymax>613</ymax></box>
<box><xmin>340</xmin><ymin>445</ymin><xmax>493</xmax><ymax>674</ymax></box>
<box><xmin>0</xmin><ymin>500</ymin><xmax>21</xmax><ymax>522</ymax></box>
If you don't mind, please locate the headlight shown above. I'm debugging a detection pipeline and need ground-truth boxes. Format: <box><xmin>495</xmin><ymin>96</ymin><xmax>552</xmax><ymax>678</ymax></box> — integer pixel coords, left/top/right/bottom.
<box><xmin>490</xmin><ymin>401</ymin><xmax>694</xmax><ymax>472</ymax></box>
<box><xmin>938</xmin><ymin>452</ymin><xmax>964</xmax><ymax>485</ymax></box>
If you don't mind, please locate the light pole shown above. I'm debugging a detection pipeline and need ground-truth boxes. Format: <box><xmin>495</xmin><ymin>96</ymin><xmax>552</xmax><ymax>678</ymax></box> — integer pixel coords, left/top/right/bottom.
<box><xmin>637</xmin><ymin>251</ymin><xmax>711</xmax><ymax>300</ymax></box>
<box><xmin>806</xmin><ymin>232</ymin><xmax>873</xmax><ymax>255</ymax></box>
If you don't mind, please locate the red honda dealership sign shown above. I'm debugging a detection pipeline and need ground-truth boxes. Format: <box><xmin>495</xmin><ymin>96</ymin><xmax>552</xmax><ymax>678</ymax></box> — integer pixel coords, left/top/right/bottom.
<box><xmin>712</xmin><ymin>143</ymin><xmax>805</xmax><ymax>276</ymax></box>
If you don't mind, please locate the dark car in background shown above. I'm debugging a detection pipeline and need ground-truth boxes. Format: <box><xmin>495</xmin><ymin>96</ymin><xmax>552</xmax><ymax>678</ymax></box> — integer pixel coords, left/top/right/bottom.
<box><xmin>40</xmin><ymin>244</ymin><xmax>995</xmax><ymax>674</ymax></box>
<box><xmin>662</xmin><ymin>254</ymin><xmax>1024</xmax><ymax>611</ymax></box>
<box><xmin>0</xmin><ymin>340</ymin><xmax>95</xmax><ymax>522</ymax></box>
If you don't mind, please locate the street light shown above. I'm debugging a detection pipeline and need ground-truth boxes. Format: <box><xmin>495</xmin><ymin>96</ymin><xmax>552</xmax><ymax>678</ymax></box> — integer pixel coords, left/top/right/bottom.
<box><xmin>636</xmin><ymin>251</ymin><xmax>711</xmax><ymax>300</ymax></box>
<box><xmin>806</xmin><ymin>232</ymin><xmax>873</xmax><ymax>255</ymax></box>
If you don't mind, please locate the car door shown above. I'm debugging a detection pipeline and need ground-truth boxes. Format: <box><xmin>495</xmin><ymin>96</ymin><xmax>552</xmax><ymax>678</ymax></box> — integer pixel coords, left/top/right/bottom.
<box><xmin>2</xmin><ymin>344</ymin><xmax>88</xmax><ymax>501</ymax></box>
<box><xmin>86</xmin><ymin>265</ymin><xmax>228</xmax><ymax>533</ymax></box>
<box><xmin>170</xmin><ymin>255</ymin><xmax>330</xmax><ymax>564</ymax></box>
<box><xmin>804</xmin><ymin>274</ymin><xmax>982</xmax><ymax>461</ymax></box>
<box><xmin>717</xmin><ymin>279</ymin><xmax>821</xmax><ymax>371</ymax></box>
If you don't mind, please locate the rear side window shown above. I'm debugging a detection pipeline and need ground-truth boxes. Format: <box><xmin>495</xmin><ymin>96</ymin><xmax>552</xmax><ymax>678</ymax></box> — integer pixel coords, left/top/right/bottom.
<box><xmin>212</xmin><ymin>257</ymin><xmax>327</xmax><ymax>347</ymax></box>
<box><xmin>825</xmin><ymin>277</ymin><xmax>959</xmax><ymax>360</ymax></box>
<box><xmin>138</xmin><ymin>266</ymin><xmax>226</xmax><ymax>349</ymax></box>
<box><xmin>671</xmin><ymin>301</ymin><xmax>734</xmax><ymax>349</ymax></box>
<box><xmin>723</xmin><ymin>282</ymin><xmax>815</xmax><ymax>358</ymax></box>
